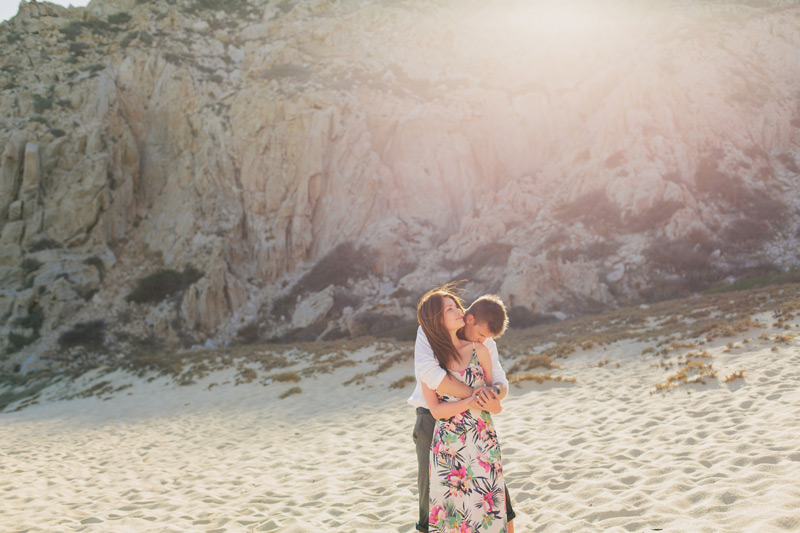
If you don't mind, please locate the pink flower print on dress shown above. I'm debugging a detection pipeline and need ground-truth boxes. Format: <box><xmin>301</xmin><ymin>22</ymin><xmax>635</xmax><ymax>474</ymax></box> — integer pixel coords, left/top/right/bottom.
<box><xmin>439</xmin><ymin>442</ymin><xmax>456</xmax><ymax>460</ymax></box>
<box><xmin>446</xmin><ymin>466</ymin><xmax>471</xmax><ymax>498</ymax></box>
<box><xmin>477</xmin><ymin>454</ymin><xmax>492</xmax><ymax>473</ymax></box>
<box><xmin>429</xmin><ymin>505</ymin><xmax>446</xmax><ymax>526</ymax></box>
<box><xmin>444</xmin><ymin>520</ymin><xmax>471</xmax><ymax>533</ymax></box>
<box><xmin>476</xmin><ymin>418</ymin><xmax>489</xmax><ymax>440</ymax></box>
<box><xmin>482</xmin><ymin>492</ymin><xmax>495</xmax><ymax>513</ymax></box>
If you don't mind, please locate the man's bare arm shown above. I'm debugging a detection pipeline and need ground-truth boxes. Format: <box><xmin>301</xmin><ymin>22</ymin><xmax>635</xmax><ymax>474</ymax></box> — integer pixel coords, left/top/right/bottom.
<box><xmin>436</xmin><ymin>373</ymin><xmax>474</xmax><ymax>398</ymax></box>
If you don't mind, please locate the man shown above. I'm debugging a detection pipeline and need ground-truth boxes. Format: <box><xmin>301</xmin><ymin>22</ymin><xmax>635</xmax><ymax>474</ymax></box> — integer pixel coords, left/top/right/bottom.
<box><xmin>409</xmin><ymin>294</ymin><xmax>516</xmax><ymax>533</ymax></box>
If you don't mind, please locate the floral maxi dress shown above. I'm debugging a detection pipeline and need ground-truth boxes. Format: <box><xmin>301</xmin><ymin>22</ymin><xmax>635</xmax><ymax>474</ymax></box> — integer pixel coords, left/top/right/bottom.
<box><xmin>429</xmin><ymin>347</ymin><xmax>506</xmax><ymax>533</ymax></box>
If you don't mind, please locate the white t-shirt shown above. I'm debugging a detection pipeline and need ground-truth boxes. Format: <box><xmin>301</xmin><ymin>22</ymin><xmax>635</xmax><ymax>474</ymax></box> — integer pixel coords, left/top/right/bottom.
<box><xmin>407</xmin><ymin>325</ymin><xmax>509</xmax><ymax>409</ymax></box>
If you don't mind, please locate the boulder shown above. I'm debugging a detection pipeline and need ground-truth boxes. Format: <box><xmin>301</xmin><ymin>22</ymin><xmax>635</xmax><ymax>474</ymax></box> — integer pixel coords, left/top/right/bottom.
<box><xmin>0</xmin><ymin>222</ymin><xmax>25</xmax><ymax>245</ymax></box>
<box><xmin>291</xmin><ymin>286</ymin><xmax>335</xmax><ymax>329</ymax></box>
<box><xmin>0</xmin><ymin>134</ymin><xmax>25</xmax><ymax>221</ymax></box>
<box><xmin>0</xmin><ymin>244</ymin><xmax>22</xmax><ymax>267</ymax></box>
<box><xmin>20</xmin><ymin>143</ymin><xmax>41</xmax><ymax>221</ymax></box>
<box><xmin>8</xmin><ymin>201</ymin><xmax>22</xmax><ymax>221</ymax></box>
<box><xmin>0</xmin><ymin>290</ymin><xmax>14</xmax><ymax>321</ymax></box>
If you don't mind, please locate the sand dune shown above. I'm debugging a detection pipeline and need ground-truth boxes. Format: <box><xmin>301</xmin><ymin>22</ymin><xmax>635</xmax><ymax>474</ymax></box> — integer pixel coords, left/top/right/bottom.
<box><xmin>2</xmin><ymin>314</ymin><xmax>800</xmax><ymax>532</ymax></box>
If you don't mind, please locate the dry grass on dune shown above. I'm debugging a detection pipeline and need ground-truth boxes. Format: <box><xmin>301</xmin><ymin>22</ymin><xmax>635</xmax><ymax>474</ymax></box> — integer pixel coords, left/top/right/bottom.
<box><xmin>497</xmin><ymin>283</ymin><xmax>800</xmax><ymax>385</ymax></box>
<box><xmin>2</xmin><ymin>283</ymin><xmax>799</xmax><ymax>410</ymax></box>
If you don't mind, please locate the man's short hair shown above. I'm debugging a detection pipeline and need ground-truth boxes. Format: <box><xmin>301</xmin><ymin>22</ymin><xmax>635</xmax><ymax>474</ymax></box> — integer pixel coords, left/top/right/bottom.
<box><xmin>466</xmin><ymin>295</ymin><xmax>509</xmax><ymax>338</ymax></box>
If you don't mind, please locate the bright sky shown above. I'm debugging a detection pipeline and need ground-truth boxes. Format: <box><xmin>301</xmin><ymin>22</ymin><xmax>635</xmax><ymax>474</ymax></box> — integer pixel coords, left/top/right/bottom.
<box><xmin>0</xmin><ymin>0</ymin><xmax>91</xmax><ymax>23</ymax></box>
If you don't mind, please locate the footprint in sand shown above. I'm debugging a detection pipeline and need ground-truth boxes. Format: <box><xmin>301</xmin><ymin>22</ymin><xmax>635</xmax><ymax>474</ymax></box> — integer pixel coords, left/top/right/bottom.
<box><xmin>752</xmin><ymin>455</ymin><xmax>779</xmax><ymax>465</ymax></box>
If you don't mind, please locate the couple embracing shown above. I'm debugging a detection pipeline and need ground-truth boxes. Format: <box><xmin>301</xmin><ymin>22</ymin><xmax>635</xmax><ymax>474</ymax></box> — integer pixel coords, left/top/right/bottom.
<box><xmin>409</xmin><ymin>284</ymin><xmax>516</xmax><ymax>533</ymax></box>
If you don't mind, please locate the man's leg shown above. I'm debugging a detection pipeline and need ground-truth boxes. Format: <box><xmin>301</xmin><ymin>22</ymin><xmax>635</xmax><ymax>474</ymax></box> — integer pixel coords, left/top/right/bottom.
<box><xmin>412</xmin><ymin>408</ymin><xmax>436</xmax><ymax>533</ymax></box>
<box><xmin>505</xmin><ymin>483</ymin><xmax>516</xmax><ymax>533</ymax></box>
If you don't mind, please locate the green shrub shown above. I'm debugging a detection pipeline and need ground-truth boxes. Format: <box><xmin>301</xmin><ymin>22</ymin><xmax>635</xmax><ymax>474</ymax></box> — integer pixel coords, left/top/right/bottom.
<box><xmin>184</xmin><ymin>0</ymin><xmax>255</xmax><ymax>17</ymax></box>
<box><xmin>139</xmin><ymin>31</ymin><xmax>154</xmax><ymax>45</ymax></box>
<box><xmin>278</xmin><ymin>0</ymin><xmax>295</xmax><ymax>13</ymax></box>
<box><xmin>508</xmin><ymin>306</ymin><xmax>557</xmax><ymax>329</ymax></box>
<box><xmin>22</xmin><ymin>258</ymin><xmax>43</xmax><ymax>276</ymax></box>
<box><xmin>107</xmin><ymin>12</ymin><xmax>132</xmax><ymax>25</ymax></box>
<box><xmin>14</xmin><ymin>306</ymin><xmax>44</xmax><ymax>332</ymax></box>
<box><xmin>164</xmin><ymin>52</ymin><xmax>183</xmax><ymax>66</ymax></box>
<box><xmin>6</xmin><ymin>332</ymin><xmax>37</xmax><ymax>354</ymax></box>
<box><xmin>59</xmin><ymin>21</ymin><xmax>85</xmax><ymax>40</ymax></box>
<box><xmin>351</xmin><ymin>312</ymin><xmax>407</xmax><ymax>337</ymax></box>
<box><xmin>694</xmin><ymin>152</ymin><xmax>735</xmax><ymax>199</ymax></box>
<box><xmin>374</xmin><ymin>323</ymin><xmax>418</xmax><ymax>342</ymax></box>
<box><xmin>720</xmin><ymin>218</ymin><xmax>772</xmax><ymax>252</ymax></box>
<box><xmin>125</xmin><ymin>265</ymin><xmax>204</xmax><ymax>304</ymax></box>
<box><xmin>739</xmin><ymin>190</ymin><xmax>785</xmax><ymax>223</ymax></box>
<box><xmin>626</xmin><ymin>200</ymin><xmax>683</xmax><ymax>232</ymax></box>
<box><xmin>272</xmin><ymin>321</ymin><xmax>328</xmax><ymax>343</ymax></box>
<box><xmin>58</xmin><ymin>320</ymin><xmax>106</xmax><ymax>351</ymax></box>
<box><xmin>121</xmin><ymin>31</ymin><xmax>138</xmax><ymax>48</ymax></box>
<box><xmin>84</xmin><ymin>20</ymin><xmax>111</xmax><ymax>33</ymax></box>
<box><xmin>557</xmin><ymin>240</ymin><xmax>618</xmax><ymax>263</ymax></box>
<box><xmin>555</xmin><ymin>190</ymin><xmax>621</xmax><ymax>232</ymax></box>
<box><xmin>33</xmin><ymin>94</ymin><xmax>53</xmax><ymax>114</ymax></box>
<box><xmin>260</xmin><ymin>63</ymin><xmax>312</xmax><ymax>82</ymax></box>
<box><xmin>28</xmin><ymin>237</ymin><xmax>62</xmax><ymax>252</ymax></box>
<box><xmin>644</xmin><ymin>231</ymin><xmax>716</xmax><ymax>276</ymax></box>
<box><xmin>236</xmin><ymin>322</ymin><xmax>261</xmax><ymax>344</ymax></box>
<box><xmin>465</xmin><ymin>242</ymin><xmax>513</xmax><ymax>269</ymax></box>
<box><xmin>68</xmin><ymin>41</ymin><xmax>90</xmax><ymax>57</ymax></box>
<box><xmin>271</xmin><ymin>242</ymin><xmax>373</xmax><ymax>318</ymax></box>
<box><xmin>704</xmin><ymin>268</ymin><xmax>800</xmax><ymax>295</ymax></box>
<box><xmin>84</xmin><ymin>256</ymin><xmax>105</xmax><ymax>281</ymax></box>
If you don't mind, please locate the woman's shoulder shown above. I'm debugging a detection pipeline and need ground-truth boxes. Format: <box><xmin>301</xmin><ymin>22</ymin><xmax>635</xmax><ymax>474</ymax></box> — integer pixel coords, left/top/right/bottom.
<box><xmin>473</xmin><ymin>341</ymin><xmax>490</xmax><ymax>357</ymax></box>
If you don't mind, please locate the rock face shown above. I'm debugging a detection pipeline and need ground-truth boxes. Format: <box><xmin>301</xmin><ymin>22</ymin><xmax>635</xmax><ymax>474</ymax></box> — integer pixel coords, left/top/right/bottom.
<box><xmin>1</xmin><ymin>0</ymin><xmax>799</xmax><ymax>368</ymax></box>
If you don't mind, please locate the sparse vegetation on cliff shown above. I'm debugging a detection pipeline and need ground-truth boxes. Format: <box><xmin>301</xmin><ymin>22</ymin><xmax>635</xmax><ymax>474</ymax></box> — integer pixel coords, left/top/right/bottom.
<box><xmin>125</xmin><ymin>266</ymin><xmax>204</xmax><ymax>304</ymax></box>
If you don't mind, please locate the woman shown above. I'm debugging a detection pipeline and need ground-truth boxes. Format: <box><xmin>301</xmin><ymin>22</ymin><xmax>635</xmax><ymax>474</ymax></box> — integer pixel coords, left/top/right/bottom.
<box><xmin>418</xmin><ymin>287</ymin><xmax>506</xmax><ymax>533</ymax></box>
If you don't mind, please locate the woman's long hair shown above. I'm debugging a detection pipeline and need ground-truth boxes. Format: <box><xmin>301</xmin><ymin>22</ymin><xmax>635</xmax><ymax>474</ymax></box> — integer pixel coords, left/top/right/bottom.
<box><xmin>417</xmin><ymin>284</ymin><xmax>465</xmax><ymax>371</ymax></box>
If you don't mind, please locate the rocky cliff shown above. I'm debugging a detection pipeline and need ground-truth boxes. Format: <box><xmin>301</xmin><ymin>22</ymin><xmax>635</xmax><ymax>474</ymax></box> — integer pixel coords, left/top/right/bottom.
<box><xmin>1</xmin><ymin>0</ymin><xmax>799</xmax><ymax>371</ymax></box>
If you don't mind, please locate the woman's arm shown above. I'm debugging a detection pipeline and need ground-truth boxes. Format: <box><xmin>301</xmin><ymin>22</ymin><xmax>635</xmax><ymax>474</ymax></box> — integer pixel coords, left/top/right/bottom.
<box><xmin>476</xmin><ymin>343</ymin><xmax>502</xmax><ymax>414</ymax></box>
<box><xmin>421</xmin><ymin>382</ymin><xmax>478</xmax><ymax>419</ymax></box>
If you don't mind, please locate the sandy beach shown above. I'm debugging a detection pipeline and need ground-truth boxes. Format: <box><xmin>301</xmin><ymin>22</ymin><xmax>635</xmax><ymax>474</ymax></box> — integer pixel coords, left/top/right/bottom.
<box><xmin>3</xmin><ymin>304</ymin><xmax>800</xmax><ymax>532</ymax></box>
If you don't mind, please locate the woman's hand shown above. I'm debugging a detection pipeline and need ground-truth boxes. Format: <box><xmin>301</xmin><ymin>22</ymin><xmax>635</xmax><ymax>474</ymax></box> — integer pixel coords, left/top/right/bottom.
<box><xmin>465</xmin><ymin>393</ymin><xmax>481</xmax><ymax>410</ymax></box>
<box><xmin>474</xmin><ymin>386</ymin><xmax>502</xmax><ymax>413</ymax></box>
